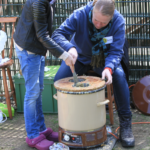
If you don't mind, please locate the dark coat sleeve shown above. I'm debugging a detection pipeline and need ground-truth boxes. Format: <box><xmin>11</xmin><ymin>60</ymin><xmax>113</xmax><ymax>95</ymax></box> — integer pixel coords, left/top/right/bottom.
<box><xmin>32</xmin><ymin>0</ymin><xmax>65</xmax><ymax>58</ymax></box>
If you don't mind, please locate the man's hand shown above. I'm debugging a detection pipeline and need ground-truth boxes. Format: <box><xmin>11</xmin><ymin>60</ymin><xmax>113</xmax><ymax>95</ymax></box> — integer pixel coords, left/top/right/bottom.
<box><xmin>64</xmin><ymin>54</ymin><xmax>74</xmax><ymax>73</ymax></box>
<box><xmin>102</xmin><ymin>69</ymin><xmax>112</xmax><ymax>85</ymax></box>
<box><xmin>68</xmin><ymin>47</ymin><xmax>78</xmax><ymax>65</ymax></box>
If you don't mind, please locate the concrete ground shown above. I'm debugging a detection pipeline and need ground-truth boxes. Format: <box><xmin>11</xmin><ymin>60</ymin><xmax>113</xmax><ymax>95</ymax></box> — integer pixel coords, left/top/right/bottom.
<box><xmin>0</xmin><ymin>108</ymin><xmax>150</xmax><ymax>150</ymax></box>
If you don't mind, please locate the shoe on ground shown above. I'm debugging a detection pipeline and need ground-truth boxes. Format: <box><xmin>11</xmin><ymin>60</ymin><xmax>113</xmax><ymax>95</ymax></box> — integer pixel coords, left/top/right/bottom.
<box><xmin>40</xmin><ymin>128</ymin><xmax>58</xmax><ymax>142</ymax></box>
<box><xmin>26</xmin><ymin>134</ymin><xmax>54</xmax><ymax>150</ymax></box>
<box><xmin>119</xmin><ymin>115</ymin><xmax>135</xmax><ymax>147</ymax></box>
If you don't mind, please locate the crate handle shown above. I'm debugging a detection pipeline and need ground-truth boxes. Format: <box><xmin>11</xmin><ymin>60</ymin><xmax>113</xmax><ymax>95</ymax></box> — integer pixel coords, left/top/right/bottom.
<box><xmin>53</xmin><ymin>94</ymin><xmax>58</xmax><ymax>100</ymax></box>
<box><xmin>97</xmin><ymin>99</ymin><xmax>109</xmax><ymax>106</ymax></box>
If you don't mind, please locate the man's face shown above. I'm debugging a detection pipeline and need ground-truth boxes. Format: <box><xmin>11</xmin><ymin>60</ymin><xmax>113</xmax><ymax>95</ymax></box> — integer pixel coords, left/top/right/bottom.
<box><xmin>92</xmin><ymin>8</ymin><xmax>112</xmax><ymax>29</ymax></box>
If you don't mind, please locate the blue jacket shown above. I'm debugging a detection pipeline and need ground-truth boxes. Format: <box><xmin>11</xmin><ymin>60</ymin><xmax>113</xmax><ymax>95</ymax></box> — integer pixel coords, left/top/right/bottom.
<box><xmin>51</xmin><ymin>1</ymin><xmax>125</xmax><ymax>72</ymax></box>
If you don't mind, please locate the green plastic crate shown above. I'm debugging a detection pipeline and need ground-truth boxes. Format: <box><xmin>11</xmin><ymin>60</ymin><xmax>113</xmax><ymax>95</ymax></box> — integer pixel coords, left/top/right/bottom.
<box><xmin>13</xmin><ymin>65</ymin><xmax>60</xmax><ymax>113</ymax></box>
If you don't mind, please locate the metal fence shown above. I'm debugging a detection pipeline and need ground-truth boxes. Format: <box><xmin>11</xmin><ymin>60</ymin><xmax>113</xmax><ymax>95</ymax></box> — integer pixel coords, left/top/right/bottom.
<box><xmin>0</xmin><ymin>0</ymin><xmax>150</xmax><ymax>99</ymax></box>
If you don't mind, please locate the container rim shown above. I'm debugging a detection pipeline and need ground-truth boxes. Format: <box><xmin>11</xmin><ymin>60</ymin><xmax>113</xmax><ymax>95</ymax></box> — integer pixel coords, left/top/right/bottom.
<box><xmin>57</xmin><ymin>85</ymin><xmax>106</xmax><ymax>95</ymax></box>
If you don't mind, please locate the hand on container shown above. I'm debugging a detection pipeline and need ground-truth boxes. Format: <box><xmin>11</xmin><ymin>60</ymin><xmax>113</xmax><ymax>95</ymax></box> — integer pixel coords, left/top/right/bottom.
<box><xmin>65</xmin><ymin>53</ymin><xmax>74</xmax><ymax>73</ymax></box>
<box><xmin>68</xmin><ymin>47</ymin><xmax>78</xmax><ymax>64</ymax></box>
<box><xmin>102</xmin><ymin>69</ymin><xmax>112</xmax><ymax>85</ymax></box>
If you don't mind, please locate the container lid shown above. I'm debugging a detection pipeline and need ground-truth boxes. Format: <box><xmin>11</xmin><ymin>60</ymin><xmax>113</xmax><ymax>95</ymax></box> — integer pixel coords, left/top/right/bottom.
<box><xmin>54</xmin><ymin>76</ymin><xmax>105</xmax><ymax>92</ymax></box>
<box><xmin>132</xmin><ymin>75</ymin><xmax>150</xmax><ymax>115</ymax></box>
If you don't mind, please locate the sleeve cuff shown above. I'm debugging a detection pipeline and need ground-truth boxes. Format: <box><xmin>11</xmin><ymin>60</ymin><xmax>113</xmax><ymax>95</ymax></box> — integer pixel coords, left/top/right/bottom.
<box><xmin>63</xmin><ymin>43</ymin><xmax>76</xmax><ymax>52</ymax></box>
<box><xmin>59</xmin><ymin>51</ymin><xmax>69</xmax><ymax>61</ymax></box>
<box><xmin>104</xmin><ymin>67</ymin><xmax>113</xmax><ymax>75</ymax></box>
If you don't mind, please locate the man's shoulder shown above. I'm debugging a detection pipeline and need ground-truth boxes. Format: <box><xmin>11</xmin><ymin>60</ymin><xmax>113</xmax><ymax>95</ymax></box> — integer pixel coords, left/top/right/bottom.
<box><xmin>72</xmin><ymin>1</ymin><xmax>92</xmax><ymax>19</ymax></box>
<box><xmin>113</xmin><ymin>9</ymin><xmax>125</xmax><ymax>22</ymax></box>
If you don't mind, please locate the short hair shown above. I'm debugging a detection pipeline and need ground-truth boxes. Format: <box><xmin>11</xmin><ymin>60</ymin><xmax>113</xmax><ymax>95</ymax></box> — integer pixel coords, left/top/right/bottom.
<box><xmin>93</xmin><ymin>0</ymin><xmax>115</xmax><ymax>17</ymax></box>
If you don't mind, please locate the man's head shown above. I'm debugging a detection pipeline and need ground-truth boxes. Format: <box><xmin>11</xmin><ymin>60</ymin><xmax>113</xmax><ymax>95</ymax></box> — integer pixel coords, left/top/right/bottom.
<box><xmin>92</xmin><ymin>0</ymin><xmax>115</xmax><ymax>29</ymax></box>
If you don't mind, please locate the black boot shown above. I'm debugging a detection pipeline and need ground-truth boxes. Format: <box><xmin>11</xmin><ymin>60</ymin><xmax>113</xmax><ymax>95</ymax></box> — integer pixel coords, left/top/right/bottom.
<box><xmin>119</xmin><ymin>115</ymin><xmax>135</xmax><ymax>147</ymax></box>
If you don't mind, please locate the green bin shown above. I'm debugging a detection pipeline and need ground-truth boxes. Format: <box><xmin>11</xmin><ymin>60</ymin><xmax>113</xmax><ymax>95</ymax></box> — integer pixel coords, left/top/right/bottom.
<box><xmin>13</xmin><ymin>65</ymin><xmax>60</xmax><ymax>113</ymax></box>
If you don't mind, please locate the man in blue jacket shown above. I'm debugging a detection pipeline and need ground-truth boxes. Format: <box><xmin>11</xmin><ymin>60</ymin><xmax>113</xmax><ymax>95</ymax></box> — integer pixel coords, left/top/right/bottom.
<box><xmin>52</xmin><ymin>0</ymin><xmax>135</xmax><ymax>147</ymax></box>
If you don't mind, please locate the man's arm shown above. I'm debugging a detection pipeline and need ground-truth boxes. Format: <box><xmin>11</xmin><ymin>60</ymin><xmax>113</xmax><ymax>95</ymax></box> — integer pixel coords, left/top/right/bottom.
<box><xmin>32</xmin><ymin>0</ymin><xmax>64</xmax><ymax>58</ymax></box>
<box><xmin>105</xmin><ymin>15</ymin><xmax>125</xmax><ymax>72</ymax></box>
<box><xmin>51</xmin><ymin>10</ymin><xmax>79</xmax><ymax>52</ymax></box>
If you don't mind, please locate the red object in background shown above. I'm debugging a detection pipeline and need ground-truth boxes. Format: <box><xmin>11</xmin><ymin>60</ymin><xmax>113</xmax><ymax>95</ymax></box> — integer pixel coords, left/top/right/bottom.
<box><xmin>132</xmin><ymin>75</ymin><xmax>150</xmax><ymax>115</ymax></box>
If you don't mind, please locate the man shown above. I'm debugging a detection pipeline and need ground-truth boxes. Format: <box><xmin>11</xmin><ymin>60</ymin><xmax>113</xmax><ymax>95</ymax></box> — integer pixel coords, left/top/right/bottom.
<box><xmin>52</xmin><ymin>0</ymin><xmax>135</xmax><ymax>147</ymax></box>
<box><xmin>13</xmin><ymin>0</ymin><xmax>75</xmax><ymax>149</ymax></box>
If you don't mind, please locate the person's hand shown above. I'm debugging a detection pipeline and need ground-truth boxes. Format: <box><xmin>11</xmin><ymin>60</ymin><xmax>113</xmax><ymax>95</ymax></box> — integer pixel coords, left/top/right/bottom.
<box><xmin>64</xmin><ymin>53</ymin><xmax>74</xmax><ymax>73</ymax></box>
<box><xmin>68</xmin><ymin>47</ymin><xmax>78</xmax><ymax>65</ymax></box>
<box><xmin>102</xmin><ymin>69</ymin><xmax>112</xmax><ymax>85</ymax></box>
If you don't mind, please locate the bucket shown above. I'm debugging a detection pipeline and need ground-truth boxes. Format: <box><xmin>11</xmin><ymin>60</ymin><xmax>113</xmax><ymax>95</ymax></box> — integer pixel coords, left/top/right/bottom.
<box><xmin>53</xmin><ymin>76</ymin><xmax>109</xmax><ymax>148</ymax></box>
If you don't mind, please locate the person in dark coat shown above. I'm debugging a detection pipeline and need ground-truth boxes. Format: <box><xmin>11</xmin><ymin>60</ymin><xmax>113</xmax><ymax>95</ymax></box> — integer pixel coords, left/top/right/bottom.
<box><xmin>13</xmin><ymin>0</ymin><xmax>76</xmax><ymax>149</ymax></box>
